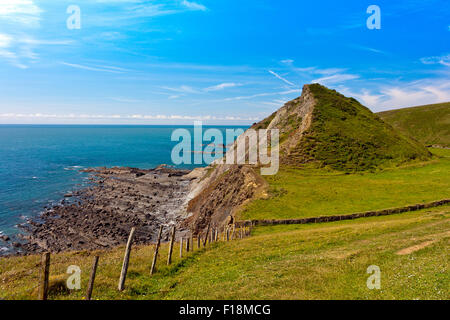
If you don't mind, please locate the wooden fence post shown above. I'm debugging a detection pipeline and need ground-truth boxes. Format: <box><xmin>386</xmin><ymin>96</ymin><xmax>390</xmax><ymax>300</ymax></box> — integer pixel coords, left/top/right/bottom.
<box><xmin>179</xmin><ymin>238</ymin><xmax>183</xmax><ymax>258</ymax></box>
<box><xmin>190</xmin><ymin>234</ymin><xmax>193</xmax><ymax>251</ymax></box>
<box><xmin>150</xmin><ymin>225</ymin><xmax>164</xmax><ymax>275</ymax></box>
<box><xmin>167</xmin><ymin>226</ymin><xmax>176</xmax><ymax>265</ymax></box>
<box><xmin>186</xmin><ymin>236</ymin><xmax>190</xmax><ymax>252</ymax></box>
<box><xmin>85</xmin><ymin>256</ymin><xmax>99</xmax><ymax>300</ymax></box>
<box><xmin>118</xmin><ymin>227</ymin><xmax>136</xmax><ymax>291</ymax></box>
<box><xmin>203</xmin><ymin>224</ymin><xmax>210</xmax><ymax>247</ymax></box>
<box><xmin>226</xmin><ymin>227</ymin><xmax>230</xmax><ymax>241</ymax></box>
<box><xmin>197</xmin><ymin>236</ymin><xmax>201</xmax><ymax>249</ymax></box>
<box><xmin>39</xmin><ymin>252</ymin><xmax>50</xmax><ymax>300</ymax></box>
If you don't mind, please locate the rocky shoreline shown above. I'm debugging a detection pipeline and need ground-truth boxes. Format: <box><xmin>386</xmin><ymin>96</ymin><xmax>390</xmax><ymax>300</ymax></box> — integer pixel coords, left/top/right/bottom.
<box><xmin>6</xmin><ymin>166</ymin><xmax>194</xmax><ymax>255</ymax></box>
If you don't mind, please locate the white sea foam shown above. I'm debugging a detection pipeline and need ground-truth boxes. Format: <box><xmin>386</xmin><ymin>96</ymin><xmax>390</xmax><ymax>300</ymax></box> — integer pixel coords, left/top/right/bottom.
<box><xmin>64</xmin><ymin>165</ymin><xmax>84</xmax><ymax>171</ymax></box>
<box><xmin>0</xmin><ymin>247</ymin><xmax>9</xmax><ymax>252</ymax></box>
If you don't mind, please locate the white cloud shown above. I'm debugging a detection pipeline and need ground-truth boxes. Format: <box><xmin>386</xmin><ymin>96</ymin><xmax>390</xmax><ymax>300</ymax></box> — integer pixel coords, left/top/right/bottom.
<box><xmin>0</xmin><ymin>113</ymin><xmax>258</xmax><ymax>121</ymax></box>
<box><xmin>60</xmin><ymin>62</ymin><xmax>126</xmax><ymax>74</ymax></box>
<box><xmin>312</xmin><ymin>68</ymin><xmax>347</xmax><ymax>75</ymax></box>
<box><xmin>0</xmin><ymin>33</ymin><xmax>75</xmax><ymax>68</ymax></box>
<box><xmin>161</xmin><ymin>85</ymin><xmax>199</xmax><ymax>94</ymax></box>
<box><xmin>0</xmin><ymin>34</ymin><xmax>13</xmax><ymax>48</ymax></box>
<box><xmin>181</xmin><ymin>0</ymin><xmax>207</xmax><ymax>11</ymax></box>
<box><xmin>350</xmin><ymin>44</ymin><xmax>387</xmax><ymax>55</ymax></box>
<box><xmin>224</xmin><ymin>88</ymin><xmax>302</xmax><ymax>102</ymax></box>
<box><xmin>420</xmin><ymin>54</ymin><xmax>450</xmax><ymax>67</ymax></box>
<box><xmin>0</xmin><ymin>0</ymin><xmax>43</xmax><ymax>26</ymax></box>
<box><xmin>339</xmin><ymin>80</ymin><xmax>450</xmax><ymax>111</ymax></box>
<box><xmin>204</xmin><ymin>82</ymin><xmax>241</xmax><ymax>92</ymax></box>
<box><xmin>277</xmin><ymin>61</ymin><xmax>358</xmax><ymax>85</ymax></box>
<box><xmin>311</xmin><ymin>73</ymin><xmax>359</xmax><ymax>84</ymax></box>
<box><xmin>280</xmin><ymin>59</ymin><xmax>294</xmax><ymax>65</ymax></box>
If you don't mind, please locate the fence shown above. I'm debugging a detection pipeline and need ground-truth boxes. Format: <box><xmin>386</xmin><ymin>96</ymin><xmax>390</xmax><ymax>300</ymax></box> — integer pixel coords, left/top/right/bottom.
<box><xmin>10</xmin><ymin>198</ymin><xmax>449</xmax><ymax>300</ymax></box>
<box><xmin>34</xmin><ymin>222</ymin><xmax>252</xmax><ymax>300</ymax></box>
<box><xmin>234</xmin><ymin>199</ymin><xmax>450</xmax><ymax>227</ymax></box>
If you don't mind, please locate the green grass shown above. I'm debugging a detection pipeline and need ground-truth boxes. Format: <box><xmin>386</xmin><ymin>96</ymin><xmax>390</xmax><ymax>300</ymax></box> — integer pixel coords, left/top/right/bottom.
<box><xmin>1</xmin><ymin>206</ymin><xmax>448</xmax><ymax>300</ymax></box>
<box><xmin>286</xmin><ymin>84</ymin><xmax>431</xmax><ymax>171</ymax></box>
<box><xmin>378</xmin><ymin>102</ymin><xmax>450</xmax><ymax>148</ymax></box>
<box><xmin>239</xmin><ymin>148</ymin><xmax>450</xmax><ymax>221</ymax></box>
<box><xmin>1</xmin><ymin>148</ymin><xmax>448</xmax><ymax>300</ymax></box>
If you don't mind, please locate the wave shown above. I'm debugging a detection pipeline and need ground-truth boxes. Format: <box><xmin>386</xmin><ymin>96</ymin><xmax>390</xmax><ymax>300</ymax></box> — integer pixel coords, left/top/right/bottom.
<box><xmin>64</xmin><ymin>165</ymin><xmax>84</xmax><ymax>171</ymax></box>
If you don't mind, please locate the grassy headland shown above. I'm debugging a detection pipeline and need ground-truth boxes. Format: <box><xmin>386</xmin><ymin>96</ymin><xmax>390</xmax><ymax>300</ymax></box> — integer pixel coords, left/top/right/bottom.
<box><xmin>378</xmin><ymin>102</ymin><xmax>450</xmax><ymax>148</ymax></box>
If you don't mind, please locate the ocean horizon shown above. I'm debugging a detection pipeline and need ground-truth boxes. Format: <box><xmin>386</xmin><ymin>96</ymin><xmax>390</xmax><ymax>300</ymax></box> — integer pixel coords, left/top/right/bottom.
<box><xmin>0</xmin><ymin>124</ymin><xmax>248</xmax><ymax>248</ymax></box>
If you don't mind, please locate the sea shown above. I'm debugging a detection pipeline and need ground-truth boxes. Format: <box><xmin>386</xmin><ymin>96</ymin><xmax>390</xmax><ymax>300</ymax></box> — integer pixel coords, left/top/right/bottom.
<box><xmin>0</xmin><ymin>124</ymin><xmax>248</xmax><ymax>251</ymax></box>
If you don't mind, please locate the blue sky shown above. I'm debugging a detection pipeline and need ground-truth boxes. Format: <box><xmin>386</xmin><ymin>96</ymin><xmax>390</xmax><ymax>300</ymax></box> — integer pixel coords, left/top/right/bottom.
<box><xmin>0</xmin><ymin>0</ymin><xmax>449</xmax><ymax>124</ymax></box>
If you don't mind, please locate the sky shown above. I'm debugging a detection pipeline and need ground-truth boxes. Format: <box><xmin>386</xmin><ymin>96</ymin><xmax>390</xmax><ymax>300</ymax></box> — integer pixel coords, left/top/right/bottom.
<box><xmin>0</xmin><ymin>0</ymin><xmax>449</xmax><ymax>124</ymax></box>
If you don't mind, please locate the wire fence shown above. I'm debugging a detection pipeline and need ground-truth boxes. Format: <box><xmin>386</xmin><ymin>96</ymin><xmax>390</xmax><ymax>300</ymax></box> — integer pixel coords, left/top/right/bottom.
<box><xmin>1</xmin><ymin>222</ymin><xmax>253</xmax><ymax>300</ymax></box>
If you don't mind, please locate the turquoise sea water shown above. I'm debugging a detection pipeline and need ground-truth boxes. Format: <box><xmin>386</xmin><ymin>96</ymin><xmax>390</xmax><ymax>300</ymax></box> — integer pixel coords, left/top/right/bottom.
<box><xmin>0</xmin><ymin>125</ymin><xmax>247</xmax><ymax>243</ymax></box>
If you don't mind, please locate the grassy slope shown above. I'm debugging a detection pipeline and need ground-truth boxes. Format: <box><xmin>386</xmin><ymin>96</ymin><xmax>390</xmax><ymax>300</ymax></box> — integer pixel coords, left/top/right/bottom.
<box><xmin>378</xmin><ymin>102</ymin><xmax>450</xmax><ymax>148</ymax></box>
<box><xmin>1</xmin><ymin>206</ymin><xmax>448</xmax><ymax>300</ymax></box>
<box><xmin>239</xmin><ymin>148</ymin><xmax>450</xmax><ymax>220</ymax></box>
<box><xmin>288</xmin><ymin>84</ymin><xmax>431</xmax><ymax>171</ymax></box>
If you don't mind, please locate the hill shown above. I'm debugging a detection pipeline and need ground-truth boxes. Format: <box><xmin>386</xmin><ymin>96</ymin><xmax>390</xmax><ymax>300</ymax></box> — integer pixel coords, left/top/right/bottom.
<box><xmin>253</xmin><ymin>83</ymin><xmax>431</xmax><ymax>171</ymax></box>
<box><xmin>185</xmin><ymin>84</ymin><xmax>434</xmax><ymax>232</ymax></box>
<box><xmin>378</xmin><ymin>102</ymin><xmax>450</xmax><ymax>148</ymax></box>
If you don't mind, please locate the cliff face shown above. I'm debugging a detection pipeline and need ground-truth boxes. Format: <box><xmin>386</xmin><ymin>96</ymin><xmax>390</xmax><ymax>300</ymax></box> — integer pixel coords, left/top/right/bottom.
<box><xmin>184</xmin><ymin>165</ymin><xmax>267</xmax><ymax>234</ymax></box>
<box><xmin>185</xmin><ymin>84</ymin><xmax>432</xmax><ymax>233</ymax></box>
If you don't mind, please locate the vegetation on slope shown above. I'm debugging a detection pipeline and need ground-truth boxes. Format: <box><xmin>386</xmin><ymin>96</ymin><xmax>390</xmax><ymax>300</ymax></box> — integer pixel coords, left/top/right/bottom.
<box><xmin>1</xmin><ymin>206</ymin><xmax>448</xmax><ymax>300</ymax></box>
<box><xmin>378</xmin><ymin>102</ymin><xmax>450</xmax><ymax>148</ymax></box>
<box><xmin>288</xmin><ymin>84</ymin><xmax>431</xmax><ymax>171</ymax></box>
<box><xmin>240</xmin><ymin>148</ymin><xmax>450</xmax><ymax>221</ymax></box>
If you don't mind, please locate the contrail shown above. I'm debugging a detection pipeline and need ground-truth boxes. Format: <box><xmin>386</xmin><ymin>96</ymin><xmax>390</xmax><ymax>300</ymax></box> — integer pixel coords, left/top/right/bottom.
<box><xmin>268</xmin><ymin>70</ymin><xmax>296</xmax><ymax>87</ymax></box>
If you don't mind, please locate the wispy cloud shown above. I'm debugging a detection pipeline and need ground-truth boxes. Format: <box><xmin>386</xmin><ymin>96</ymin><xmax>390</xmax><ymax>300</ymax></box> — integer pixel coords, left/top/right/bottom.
<box><xmin>311</xmin><ymin>73</ymin><xmax>359</xmax><ymax>84</ymax></box>
<box><xmin>224</xmin><ymin>88</ymin><xmax>302</xmax><ymax>102</ymax></box>
<box><xmin>84</xmin><ymin>0</ymin><xmax>208</xmax><ymax>27</ymax></box>
<box><xmin>204</xmin><ymin>82</ymin><xmax>242</xmax><ymax>92</ymax></box>
<box><xmin>268</xmin><ymin>70</ymin><xmax>296</xmax><ymax>86</ymax></box>
<box><xmin>0</xmin><ymin>33</ymin><xmax>75</xmax><ymax>68</ymax></box>
<box><xmin>350</xmin><ymin>44</ymin><xmax>387</xmax><ymax>55</ymax></box>
<box><xmin>0</xmin><ymin>113</ymin><xmax>258</xmax><ymax>122</ymax></box>
<box><xmin>60</xmin><ymin>62</ymin><xmax>128</xmax><ymax>73</ymax></box>
<box><xmin>339</xmin><ymin>79</ymin><xmax>450</xmax><ymax>111</ymax></box>
<box><xmin>0</xmin><ymin>0</ymin><xmax>43</xmax><ymax>27</ymax></box>
<box><xmin>181</xmin><ymin>0</ymin><xmax>207</xmax><ymax>11</ymax></box>
<box><xmin>161</xmin><ymin>85</ymin><xmax>199</xmax><ymax>94</ymax></box>
<box><xmin>420</xmin><ymin>54</ymin><xmax>450</xmax><ymax>67</ymax></box>
<box><xmin>277</xmin><ymin>60</ymin><xmax>360</xmax><ymax>85</ymax></box>
<box><xmin>0</xmin><ymin>34</ymin><xmax>13</xmax><ymax>48</ymax></box>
